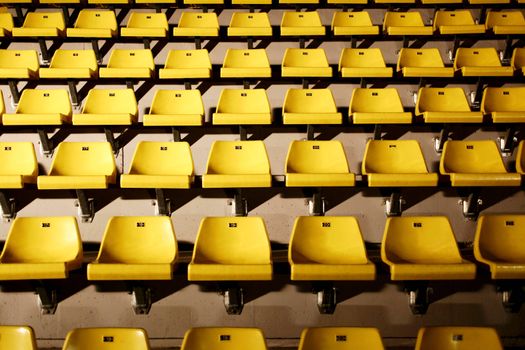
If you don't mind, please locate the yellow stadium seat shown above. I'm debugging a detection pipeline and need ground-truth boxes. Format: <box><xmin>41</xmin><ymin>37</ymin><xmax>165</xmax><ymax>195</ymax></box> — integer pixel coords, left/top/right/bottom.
<box><xmin>440</xmin><ymin>140</ymin><xmax>520</xmax><ymax>186</ymax></box>
<box><xmin>40</xmin><ymin>0</ymin><xmax>79</xmax><ymax>4</ymax></box>
<box><xmin>62</xmin><ymin>328</ymin><xmax>150</xmax><ymax>350</ymax></box>
<box><xmin>415</xmin><ymin>87</ymin><xmax>482</xmax><ymax>123</ymax></box>
<box><xmin>282</xmin><ymin>48</ymin><xmax>332</xmax><ymax>78</ymax></box>
<box><xmin>376</xmin><ymin>0</ymin><xmax>414</xmax><ymax>3</ymax></box>
<box><xmin>0</xmin><ymin>0</ymin><xmax>30</xmax><ymax>3</ymax></box>
<box><xmin>280</xmin><ymin>0</ymin><xmax>318</xmax><ymax>4</ymax></box>
<box><xmin>121</xmin><ymin>12</ymin><xmax>168</xmax><ymax>38</ymax></box>
<box><xmin>415</xmin><ymin>327</ymin><xmax>503</xmax><ymax>350</ymax></box>
<box><xmin>331</xmin><ymin>11</ymin><xmax>379</xmax><ymax>36</ymax></box>
<box><xmin>486</xmin><ymin>11</ymin><xmax>525</xmax><ymax>35</ymax></box>
<box><xmin>88</xmin><ymin>0</ymin><xmax>129</xmax><ymax>4</ymax></box>
<box><xmin>213</xmin><ymin>89</ymin><xmax>272</xmax><ymax>125</ymax></box>
<box><xmin>12</xmin><ymin>11</ymin><xmax>65</xmax><ymax>37</ymax></box>
<box><xmin>0</xmin><ymin>89</ymin><xmax>4</xmax><ymax>115</ymax></box>
<box><xmin>67</xmin><ymin>9</ymin><xmax>117</xmax><ymax>38</ymax></box>
<box><xmin>0</xmin><ymin>326</ymin><xmax>37</xmax><ymax>350</ymax></box>
<box><xmin>37</xmin><ymin>142</ymin><xmax>117</xmax><ymax>190</ymax></box>
<box><xmin>0</xmin><ymin>216</ymin><xmax>82</xmax><ymax>280</ymax></box>
<box><xmin>383</xmin><ymin>12</ymin><xmax>432</xmax><ymax>36</ymax></box>
<box><xmin>184</xmin><ymin>0</ymin><xmax>222</xmax><ymax>4</ymax></box>
<box><xmin>0</xmin><ymin>11</ymin><xmax>13</xmax><ymax>36</ymax></box>
<box><xmin>0</xmin><ymin>49</ymin><xmax>39</xmax><ymax>79</ymax></box>
<box><xmin>362</xmin><ymin>140</ymin><xmax>438</xmax><ymax>187</ymax></box>
<box><xmin>73</xmin><ymin>89</ymin><xmax>138</xmax><ymax>126</ymax></box>
<box><xmin>232</xmin><ymin>0</ymin><xmax>271</xmax><ymax>4</ymax></box>
<box><xmin>397</xmin><ymin>48</ymin><xmax>454</xmax><ymax>77</ymax></box>
<box><xmin>0</xmin><ymin>142</ymin><xmax>37</xmax><ymax>189</ymax></box>
<box><xmin>512</xmin><ymin>47</ymin><xmax>525</xmax><ymax>74</ymax></box>
<box><xmin>159</xmin><ymin>49</ymin><xmax>211</xmax><ymax>79</ymax></box>
<box><xmin>281</xmin><ymin>11</ymin><xmax>325</xmax><ymax>37</ymax></box>
<box><xmin>381</xmin><ymin>216</ymin><xmax>476</xmax><ymax>280</ymax></box>
<box><xmin>39</xmin><ymin>49</ymin><xmax>98</xmax><ymax>79</ymax></box>
<box><xmin>298</xmin><ymin>327</ymin><xmax>384</xmax><ymax>350</ymax></box>
<box><xmin>144</xmin><ymin>89</ymin><xmax>204</xmax><ymax>126</ymax></box>
<box><xmin>99</xmin><ymin>49</ymin><xmax>155</xmax><ymax>79</ymax></box>
<box><xmin>515</xmin><ymin>141</ymin><xmax>525</xmax><ymax>174</ymax></box>
<box><xmin>469</xmin><ymin>0</ymin><xmax>509</xmax><ymax>4</ymax></box>
<box><xmin>285</xmin><ymin>141</ymin><xmax>355</xmax><ymax>187</ymax></box>
<box><xmin>349</xmin><ymin>88</ymin><xmax>412</xmax><ymax>124</ymax></box>
<box><xmin>454</xmin><ymin>48</ymin><xmax>513</xmax><ymax>77</ymax></box>
<box><xmin>482</xmin><ymin>87</ymin><xmax>525</xmax><ymax>123</ymax></box>
<box><xmin>289</xmin><ymin>217</ymin><xmax>374</xmax><ymax>280</ymax></box>
<box><xmin>474</xmin><ymin>215</ymin><xmax>525</xmax><ymax>280</ymax></box>
<box><xmin>338</xmin><ymin>48</ymin><xmax>392</xmax><ymax>78</ymax></box>
<box><xmin>188</xmin><ymin>217</ymin><xmax>272</xmax><ymax>281</ymax></box>
<box><xmin>421</xmin><ymin>0</ymin><xmax>461</xmax><ymax>4</ymax></box>
<box><xmin>221</xmin><ymin>49</ymin><xmax>271</xmax><ymax>78</ymax></box>
<box><xmin>181</xmin><ymin>328</ymin><xmax>267</xmax><ymax>350</ymax></box>
<box><xmin>328</xmin><ymin>0</ymin><xmax>366</xmax><ymax>3</ymax></box>
<box><xmin>120</xmin><ymin>141</ymin><xmax>194</xmax><ymax>189</ymax></box>
<box><xmin>283</xmin><ymin>89</ymin><xmax>342</xmax><ymax>125</ymax></box>
<box><xmin>2</xmin><ymin>89</ymin><xmax>72</xmax><ymax>126</ymax></box>
<box><xmin>202</xmin><ymin>141</ymin><xmax>271</xmax><ymax>188</ymax></box>
<box><xmin>135</xmin><ymin>0</ymin><xmax>175</xmax><ymax>3</ymax></box>
<box><xmin>433</xmin><ymin>10</ymin><xmax>485</xmax><ymax>35</ymax></box>
<box><xmin>173</xmin><ymin>12</ymin><xmax>219</xmax><ymax>37</ymax></box>
<box><xmin>227</xmin><ymin>12</ymin><xmax>272</xmax><ymax>37</ymax></box>
<box><xmin>88</xmin><ymin>216</ymin><xmax>177</xmax><ymax>280</ymax></box>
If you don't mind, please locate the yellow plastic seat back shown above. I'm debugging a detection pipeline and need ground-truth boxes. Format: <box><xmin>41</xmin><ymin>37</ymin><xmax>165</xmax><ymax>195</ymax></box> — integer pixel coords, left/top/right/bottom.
<box><xmin>74</xmin><ymin>89</ymin><xmax>138</xmax><ymax>125</ymax></box>
<box><xmin>283</xmin><ymin>88</ymin><xmax>342</xmax><ymax>125</ymax></box>
<box><xmin>121</xmin><ymin>12</ymin><xmax>168</xmax><ymax>37</ymax></box>
<box><xmin>433</xmin><ymin>10</ymin><xmax>485</xmax><ymax>34</ymax></box>
<box><xmin>228</xmin><ymin>12</ymin><xmax>272</xmax><ymax>36</ymax></box>
<box><xmin>415</xmin><ymin>87</ymin><xmax>481</xmax><ymax>123</ymax></box>
<box><xmin>39</xmin><ymin>49</ymin><xmax>98</xmax><ymax>79</ymax></box>
<box><xmin>99</xmin><ymin>49</ymin><xmax>155</xmax><ymax>78</ymax></box>
<box><xmin>415</xmin><ymin>327</ymin><xmax>503</xmax><ymax>350</ymax></box>
<box><xmin>350</xmin><ymin>88</ymin><xmax>412</xmax><ymax>124</ymax></box>
<box><xmin>159</xmin><ymin>49</ymin><xmax>211</xmax><ymax>79</ymax></box>
<box><xmin>397</xmin><ymin>48</ymin><xmax>454</xmax><ymax>77</ymax></box>
<box><xmin>282</xmin><ymin>48</ymin><xmax>332</xmax><ymax>77</ymax></box>
<box><xmin>173</xmin><ymin>12</ymin><xmax>219</xmax><ymax>37</ymax></box>
<box><xmin>383</xmin><ymin>12</ymin><xmax>432</xmax><ymax>35</ymax></box>
<box><xmin>67</xmin><ymin>9</ymin><xmax>117</xmax><ymax>37</ymax></box>
<box><xmin>0</xmin><ymin>49</ymin><xmax>39</xmax><ymax>79</ymax></box>
<box><xmin>281</xmin><ymin>11</ymin><xmax>325</xmax><ymax>36</ymax></box>
<box><xmin>482</xmin><ymin>87</ymin><xmax>525</xmax><ymax>123</ymax></box>
<box><xmin>331</xmin><ymin>11</ymin><xmax>378</xmax><ymax>36</ymax></box>
<box><xmin>0</xmin><ymin>326</ymin><xmax>37</xmax><ymax>350</ymax></box>
<box><xmin>0</xmin><ymin>12</ymin><xmax>13</xmax><ymax>36</ymax></box>
<box><xmin>512</xmin><ymin>47</ymin><xmax>525</xmax><ymax>72</ymax></box>
<box><xmin>221</xmin><ymin>49</ymin><xmax>271</xmax><ymax>78</ymax></box>
<box><xmin>62</xmin><ymin>328</ymin><xmax>150</xmax><ymax>350</ymax></box>
<box><xmin>339</xmin><ymin>48</ymin><xmax>392</xmax><ymax>78</ymax></box>
<box><xmin>0</xmin><ymin>142</ymin><xmax>38</xmax><ymax>189</ymax></box>
<box><xmin>454</xmin><ymin>48</ymin><xmax>513</xmax><ymax>76</ymax></box>
<box><xmin>486</xmin><ymin>11</ymin><xmax>525</xmax><ymax>35</ymax></box>
<box><xmin>181</xmin><ymin>328</ymin><xmax>267</xmax><ymax>350</ymax></box>
<box><xmin>188</xmin><ymin>217</ymin><xmax>272</xmax><ymax>281</ymax></box>
<box><xmin>213</xmin><ymin>89</ymin><xmax>271</xmax><ymax>125</ymax></box>
<box><xmin>298</xmin><ymin>327</ymin><xmax>384</xmax><ymax>350</ymax></box>
<box><xmin>13</xmin><ymin>11</ymin><xmax>66</xmax><ymax>37</ymax></box>
<box><xmin>144</xmin><ymin>89</ymin><xmax>204</xmax><ymax>126</ymax></box>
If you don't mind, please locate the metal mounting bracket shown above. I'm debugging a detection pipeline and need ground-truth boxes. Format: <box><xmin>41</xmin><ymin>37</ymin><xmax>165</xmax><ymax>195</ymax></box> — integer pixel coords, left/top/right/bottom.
<box><xmin>131</xmin><ymin>286</ymin><xmax>152</xmax><ymax>315</ymax></box>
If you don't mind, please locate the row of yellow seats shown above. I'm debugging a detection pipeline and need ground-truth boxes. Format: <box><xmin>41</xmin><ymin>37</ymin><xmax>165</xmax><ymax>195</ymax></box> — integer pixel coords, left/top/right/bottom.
<box><xmin>0</xmin><ymin>325</ymin><xmax>507</xmax><ymax>350</ymax></box>
<box><xmin>1</xmin><ymin>10</ymin><xmax>524</xmax><ymax>40</ymax></box>
<box><xmin>1</xmin><ymin>139</ymin><xmax>525</xmax><ymax>191</ymax></box>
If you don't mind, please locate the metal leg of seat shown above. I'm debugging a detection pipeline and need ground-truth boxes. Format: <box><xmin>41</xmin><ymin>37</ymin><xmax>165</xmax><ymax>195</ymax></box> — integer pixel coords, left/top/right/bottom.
<box><xmin>37</xmin><ymin>129</ymin><xmax>54</xmax><ymax>156</ymax></box>
<box><xmin>498</xmin><ymin>284</ymin><xmax>524</xmax><ymax>313</ymax></box>
<box><xmin>0</xmin><ymin>191</ymin><xmax>15</xmax><ymax>221</ymax></box>
<box><xmin>308</xmin><ymin>190</ymin><xmax>325</xmax><ymax>216</ymax></box>
<box><xmin>221</xmin><ymin>285</ymin><xmax>244</xmax><ymax>315</ymax></box>
<box><xmin>155</xmin><ymin>188</ymin><xmax>171</xmax><ymax>216</ymax></box>
<box><xmin>385</xmin><ymin>190</ymin><xmax>403</xmax><ymax>217</ymax></box>
<box><xmin>233</xmin><ymin>189</ymin><xmax>248</xmax><ymax>217</ymax></box>
<box><xmin>104</xmin><ymin>128</ymin><xmax>119</xmax><ymax>154</ymax></box>
<box><xmin>8</xmin><ymin>80</ymin><xmax>20</xmax><ymax>105</ymax></box>
<box><xmin>405</xmin><ymin>282</ymin><xmax>432</xmax><ymax>315</ymax></box>
<box><xmin>75</xmin><ymin>189</ymin><xmax>95</xmax><ymax>223</ymax></box>
<box><xmin>36</xmin><ymin>284</ymin><xmax>58</xmax><ymax>315</ymax></box>
<box><xmin>373</xmin><ymin>124</ymin><xmax>382</xmax><ymax>140</ymax></box>
<box><xmin>38</xmin><ymin>39</ymin><xmax>51</xmax><ymax>63</ymax></box>
<box><xmin>498</xmin><ymin>126</ymin><xmax>517</xmax><ymax>156</ymax></box>
<box><xmin>172</xmin><ymin>127</ymin><xmax>181</xmax><ymax>142</ymax></box>
<box><xmin>315</xmin><ymin>283</ymin><xmax>337</xmax><ymax>314</ymax></box>
<box><xmin>461</xmin><ymin>190</ymin><xmax>482</xmax><ymax>220</ymax></box>
<box><xmin>433</xmin><ymin>124</ymin><xmax>450</xmax><ymax>153</ymax></box>
<box><xmin>131</xmin><ymin>285</ymin><xmax>152</xmax><ymax>315</ymax></box>
<box><xmin>68</xmin><ymin>80</ymin><xmax>79</xmax><ymax>106</ymax></box>
<box><xmin>91</xmin><ymin>40</ymin><xmax>102</xmax><ymax>63</ymax></box>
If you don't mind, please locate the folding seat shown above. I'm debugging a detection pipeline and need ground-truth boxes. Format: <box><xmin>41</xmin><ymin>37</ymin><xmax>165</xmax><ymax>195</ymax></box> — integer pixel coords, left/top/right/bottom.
<box><xmin>231</xmin><ymin>0</ymin><xmax>271</xmax><ymax>5</ymax></box>
<box><xmin>12</xmin><ymin>11</ymin><xmax>65</xmax><ymax>37</ymax></box>
<box><xmin>0</xmin><ymin>49</ymin><xmax>39</xmax><ymax>79</ymax></box>
<box><xmin>280</xmin><ymin>0</ymin><xmax>318</xmax><ymax>5</ymax></box>
<box><xmin>188</xmin><ymin>217</ymin><xmax>272</xmax><ymax>281</ymax></box>
<box><xmin>63</xmin><ymin>328</ymin><xmax>150</xmax><ymax>350</ymax></box>
<box><xmin>433</xmin><ymin>10</ymin><xmax>485</xmax><ymax>35</ymax></box>
<box><xmin>468</xmin><ymin>0</ymin><xmax>509</xmax><ymax>4</ymax></box>
<box><xmin>181</xmin><ymin>328</ymin><xmax>267</xmax><ymax>350</ymax></box>
<box><xmin>338</xmin><ymin>48</ymin><xmax>392</xmax><ymax>78</ymax></box>
<box><xmin>375</xmin><ymin>0</ymin><xmax>414</xmax><ymax>4</ymax></box>
<box><xmin>397</xmin><ymin>48</ymin><xmax>454</xmax><ymax>77</ymax></box>
<box><xmin>474</xmin><ymin>215</ymin><xmax>525</xmax><ymax>279</ymax></box>
<box><xmin>381</xmin><ymin>216</ymin><xmax>476</xmax><ymax>280</ymax></box>
<box><xmin>40</xmin><ymin>0</ymin><xmax>79</xmax><ymax>4</ymax></box>
<box><xmin>120</xmin><ymin>141</ymin><xmax>194</xmax><ymax>189</ymax></box>
<box><xmin>281</xmin><ymin>11</ymin><xmax>325</xmax><ymax>37</ymax></box>
<box><xmin>39</xmin><ymin>49</ymin><xmax>98</xmax><ymax>79</ymax></box>
<box><xmin>331</xmin><ymin>11</ymin><xmax>379</xmax><ymax>36</ymax></box>
<box><xmin>0</xmin><ymin>216</ymin><xmax>83</xmax><ymax>280</ymax></box>
<box><xmin>481</xmin><ymin>87</ymin><xmax>525</xmax><ymax>123</ymax></box>
<box><xmin>173</xmin><ymin>12</ymin><xmax>219</xmax><ymax>37</ymax></box>
<box><xmin>454</xmin><ymin>48</ymin><xmax>514</xmax><ymax>77</ymax></box>
<box><xmin>349</xmin><ymin>88</ymin><xmax>412</xmax><ymax>124</ymax></box>
<box><xmin>512</xmin><ymin>47</ymin><xmax>525</xmax><ymax>74</ymax></box>
<box><xmin>227</xmin><ymin>12</ymin><xmax>272</xmax><ymax>37</ymax></box>
<box><xmin>66</xmin><ymin>9</ymin><xmax>117</xmax><ymax>38</ymax></box>
<box><xmin>88</xmin><ymin>216</ymin><xmax>177</xmax><ymax>280</ymax></box>
<box><xmin>0</xmin><ymin>326</ymin><xmax>37</xmax><ymax>350</ymax></box>
<box><xmin>184</xmin><ymin>0</ymin><xmax>223</xmax><ymax>5</ymax></box>
<box><xmin>221</xmin><ymin>49</ymin><xmax>271</xmax><ymax>78</ymax></box>
<box><xmin>2</xmin><ymin>89</ymin><xmax>72</xmax><ymax>125</ymax></box>
<box><xmin>415</xmin><ymin>87</ymin><xmax>482</xmax><ymax>123</ymax></box>
<box><xmin>440</xmin><ymin>140</ymin><xmax>520</xmax><ymax>186</ymax></box>
<box><xmin>37</xmin><ymin>142</ymin><xmax>117</xmax><ymax>190</ymax></box>
<box><xmin>283</xmin><ymin>89</ymin><xmax>341</xmax><ymax>125</ymax></box>
<box><xmin>420</xmin><ymin>0</ymin><xmax>461</xmax><ymax>4</ymax></box>
<box><xmin>415</xmin><ymin>327</ymin><xmax>503</xmax><ymax>350</ymax></box>
<box><xmin>159</xmin><ymin>49</ymin><xmax>211</xmax><ymax>79</ymax></box>
<box><xmin>0</xmin><ymin>11</ymin><xmax>13</xmax><ymax>36</ymax></box>
<box><xmin>289</xmin><ymin>217</ymin><xmax>374</xmax><ymax>280</ymax></box>
<box><xmin>88</xmin><ymin>0</ymin><xmax>130</xmax><ymax>4</ymax></box>
<box><xmin>281</xmin><ymin>48</ymin><xmax>332</xmax><ymax>78</ymax></box>
<box><xmin>73</xmin><ymin>89</ymin><xmax>138</xmax><ymax>125</ymax></box>
<box><xmin>0</xmin><ymin>142</ymin><xmax>37</xmax><ymax>189</ymax></box>
<box><xmin>212</xmin><ymin>89</ymin><xmax>272</xmax><ymax>125</ymax></box>
<box><xmin>202</xmin><ymin>141</ymin><xmax>271</xmax><ymax>188</ymax></box>
<box><xmin>99</xmin><ymin>49</ymin><xmax>155</xmax><ymax>79</ymax></box>
<box><xmin>327</xmin><ymin>0</ymin><xmax>366</xmax><ymax>4</ymax></box>
<box><xmin>121</xmin><ymin>12</ymin><xmax>169</xmax><ymax>38</ymax></box>
<box><xmin>485</xmin><ymin>11</ymin><xmax>525</xmax><ymax>35</ymax></box>
<box><xmin>383</xmin><ymin>12</ymin><xmax>432</xmax><ymax>36</ymax></box>
<box><xmin>516</xmin><ymin>141</ymin><xmax>525</xmax><ymax>175</ymax></box>
<box><xmin>298</xmin><ymin>327</ymin><xmax>384</xmax><ymax>350</ymax></box>
<box><xmin>362</xmin><ymin>140</ymin><xmax>438</xmax><ymax>187</ymax></box>
<box><xmin>285</xmin><ymin>141</ymin><xmax>355</xmax><ymax>187</ymax></box>
<box><xmin>135</xmin><ymin>0</ymin><xmax>175</xmax><ymax>4</ymax></box>
<box><xmin>143</xmin><ymin>89</ymin><xmax>204</xmax><ymax>126</ymax></box>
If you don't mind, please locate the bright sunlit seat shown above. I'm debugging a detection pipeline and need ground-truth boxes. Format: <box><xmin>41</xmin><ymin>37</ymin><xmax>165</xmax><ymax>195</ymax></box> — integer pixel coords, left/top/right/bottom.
<box><xmin>280</xmin><ymin>11</ymin><xmax>325</xmax><ymax>37</ymax></box>
<box><xmin>512</xmin><ymin>47</ymin><xmax>525</xmax><ymax>75</ymax></box>
<box><xmin>159</xmin><ymin>49</ymin><xmax>211</xmax><ymax>79</ymax></box>
<box><xmin>415</xmin><ymin>327</ymin><xmax>503</xmax><ymax>350</ymax></box>
<box><xmin>99</xmin><ymin>49</ymin><xmax>155</xmax><ymax>79</ymax></box>
<box><xmin>66</xmin><ymin>9</ymin><xmax>117</xmax><ymax>38</ymax></box>
<box><xmin>283</xmin><ymin>89</ymin><xmax>342</xmax><ymax>125</ymax></box>
<box><xmin>0</xmin><ymin>142</ymin><xmax>38</xmax><ymax>189</ymax></box>
<box><xmin>73</xmin><ymin>89</ymin><xmax>138</xmax><ymax>126</ymax></box>
<box><xmin>0</xmin><ymin>11</ymin><xmax>13</xmax><ymax>36</ymax></box>
<box><xmin>213</xmin><ymin>89</ymin><xmax>272</xmax><ymax>125</ymax></box>
<box><xmin>39</xmin><ymin>49</ymin><xmax>98</xmax><ymax>79</ymax></box>
<box><xmin>433</xmin><ymin>10</ymin><xmax>485</xmax><ymax>35</ymax></box>
<box><xmin>481</xmin><ymin>87</ymin><xmax>525</xmax><ymax>123</ymax></box>
<box><xmin>485</xmin><ymin>11</ymin><xmax>525</xmax><ymax>35</ymax></box>
<box><xmin>143</xmin><ymin>89</ymin><xmax>204</xmax><ymax>126</ymax></box>
<box><xmin>397</xmin><ymin>48</ymin><xmax>454</xmax><ymax>77</ymax></box>
<box><xmin>221</xmin><ymin>49</ymin><xmax>271</xmax><ymax>78</ymax></box>
<box><xmin>415</xmin><ymin>87</ymin><xmax>482</xmax><ymax>123</ymax></box>
<box><xmin>62</xmin><ymin>328</ymin><xmax>151</xmax><ymax>350</ymax></box>
<box><xmin>339</xmin><ymin>48</ymin><xmax>392</xmax><ymax>78</ymax></box>
<box><xmin>181</xmin><ymin>328</ymin><xmax>267</xmax><ymax>350</ymax></box>
<box><xmin>349</xmin><ymin>88</ymin><xmax>412</xmax><ymax>124</ymax></box>
<box><xmin>298</xmin><ymin>327</ymin><xmax>385</xmax><ymax>350</ymax></box>
<box><xmin>121</xmin><ymin>12</ymin><xmax>168</xmax><ymax>38</ymax></box>
<box><xmin>281</xmin><ymin>48</ymin><xmax>332</xmax><ymax>78</ymax></box>
<box><xmin>227</xmin><ymin>12</ymin><xmax>272</xmax><ymax>37</ymax></box>
<box><xmin>383</xmin><ymin>12</ymin><xmax>433</xmax><ymax>36</ymax></box>
<box><xmin>331</xmin><ymin>11</ymin><xmax>379</xmax><ymax>36</ymax></box>
<box><xmin>173</xmin><ymin>12</ymin><xmax>219</xmax><ymax>37</ymax></box>
<box><xmin>2</xmin><ymin>89</ymin><xmax>72</xmax><ymax>125</ymax></box>
<box><xmin>12</xmin><ymin>11</ymin><xmax>65</xmax><ymax>37</ymax></box>
<box><xmin>0</xmin><ymin>326</ymin><xmax>37</xmax><ymax>350</ymax></box>
<box><xmin>0</xmin><ymin>49</ymin><xmax>39</xmax><ymax>79</ymax></box>
<box><xmin>454</xmin><ymin>48</ymin><xmax>514</xmax><ymax>77</ymax></box>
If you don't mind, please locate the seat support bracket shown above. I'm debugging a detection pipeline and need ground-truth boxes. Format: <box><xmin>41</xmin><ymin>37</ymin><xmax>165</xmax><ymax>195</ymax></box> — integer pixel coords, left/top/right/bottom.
<box><xmin>461</xmin><ymin>190</ymin><xmax>482</xmax><ymax>219</ymax></box>
<box><xmin>8</xmin><ymin>80</ymin><xmax>20</xmax><ymax>105</ymax></box>
<box><xmin>232</xmin><ymin>190</ymin><xmax>248</xmax><ymax>217</ymax></box>
<box><xmin>67</xmin><ymin>80</ymin><xmax>79</xmax><ymax>106</ymax></box>
<box><xmin>385</xmin><ymin>191</ymin><xmax>403</xmax><ymax>217</ymax></box>
<box><xmin>37</xmin><ymin>129</ymin><xmax>54</xmax><ymax>156</ymax></box>
<box><xmin>38</xmin><ymin>39</ymin><xmax>51</xmax><ymax>64</ymax></box>
<box><xmin>315</xmin><ymin>284</ymin><xmax>337</xmax><ymax>314</ymax></box>
<box><xmin>498</xmin><ymin>126</ymin><xmax>518</xmax><ymax>156</ymax></box>
<box><xmin>433</xmin><ymin>124</ymin><xmax>450</xmax><ymax>153</ymax></box>
<box><xmin>131</xmin><ymin>285</ymin><xmax>152</xmax><ymax>315</ymax></box>
<box><xmin>104</xmin><ymin>128</ymin><xmax>120</xmax><ymax>154</ymax></box>
<box><xmin>154</xmin><ymin>188</ymin><xmax>171</xmax><ymax>216</ymax></box>
<box><xmin>75</xmin><ymin>189</ymin><xmax>94</xmax><ymax>223</ymax></box>
<box><xmin>221</xmin><ymin>286</ymin><xmax>244</xmax><ymax>315</ymax></box>
<box><xmin>405</xmin><ymin>282</ymin><xmax>432</xmax><ymax>315</ymax></box>
<box><xmin>373</xmin><ymin>124</ymin><xmax>382</xmax><ymax>140</ymax></box>
<box><xmin>0</xmin><ymin>191</ymin><xmax>15</xmax><ymax>221</ymax></box>
<box><xmin>308</xmin><ymin>190</ymin><xmax>325</xmax><ymax>216</ymax></box>
<box><xmin>35</xmin><ymin>284</ymin><xmax>58</xmax><ymax>315</ymax></box>
<box><xmin>498</xmin><ymin>284</ymin><xmax>524</xmax><ymax>313</ymax></box>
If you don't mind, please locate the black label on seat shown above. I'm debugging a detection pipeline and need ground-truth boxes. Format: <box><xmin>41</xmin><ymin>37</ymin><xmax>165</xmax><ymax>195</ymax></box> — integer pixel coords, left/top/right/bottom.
<box><xmin>235</xmin><ymin>146</ymin><xmax>242</xmax><ymax>150</ymax></box>
<box><xmin>417</xmin><ymin>52</ymin><xmax>423</xmax><ymax>55</ymax></box>
<box><xmin>4</xmin><ymin>147</ymin><xmax>11</xmax><ymax>151</ymax></box>
<box><xmin>160</xmin><ymin>146</ymin><xmax>168</xmax><ymax>151</ymax></box>
<box><xmin>306</xmin><ymin>93</ymin><xmax>312</xmax><ymax>97</ymax></box>
<box><xmin>389</xmin><ymin>144</ymin><xmax>396</xmax><ymax>148</ymax></box>
<box><xmin>313</xmin><ymin>145</ymin><xmax>320</xmax><ymax>149</ymax></box>
<box><xmin>82</xmin><ymin>147</ymin><xmax>89</xmax><ymax>151</ymax></box>
<box><xmin>42</xmin><ymin>223</ymin><xmax>51</xmax><ymax>228</ymax></box>
<box><xmin>503</xmin><ymin>91</ymin><xmax>509</xmax><ymax>95</ymax></box>
<box><xmin>44</xmin><ymin>93</ymin><xmax>50</xmax><ymax>97</ymax></box>
<box><xmin>95</xmin><ymin>13</ymin><xmax>100</xmax><ymax>17</ymax></box>
<box><xmin>336</xmin><ymin>335</ymin><xmax>347</xmax><ymax>341</ymax></box>
<box><xmin>506</xmin><ymin>221</ymin><xmax>514</xmax><ymax>226</ymax></box>
<box><xmin>186</xmin><ymin>53</ymin><xmax>192</xmax><ymax>56</ymax></box>
<box><xmin>438</xmin><ymin>91</ymin><xmax>444</xmax><ymax>95</ymax></box>
<box><xmin>244</xmin><ymin>52</ymin><xmax>250</xmax><ymax>56</ymax></box>
<box><xmin>109</xmin><ymin>93</ymin><xmax>115</xmax><ymax>97</ymax></box>
<box><xmin>467</xmin><ymin>145</ymin><xmax>474</xmax><ymax>149</ymax></box>
<box><xmin>248</xmin><ymin>15</ymin><xmax>253</xmax><ymax>19</ymax></box>
<box><xmin>322</xmin><ymin>222</ymin><xmax>331</xmax><ymax>227</ymax></box>
<box><xmin>175</xmin><ymin>94</ymin><xmax>181</xmax><ymax>97</ymax></box>
<box><xmin>413</xmin><ymin>222</ymin><xmax>422</xmax><ymax>228</ymax></box>
<box><xmin>372</xmin><ymin>92</ymin><xmax>378</xmax><ymax>96</ymax></box>
<box><xmin>452</xmin><ymin>334</ymin><xmax>463</xmax><ymax>341</ymax></box>
<box><xmin>220</xmin><ymin>335</ymin><xmax>231</xmax><ymax>341</ymax></box>
<box><xmin>103</xmin><ymin>336</ymin><xmax>114</xmax><ymax>342</ymax></box>
<box><xmin>130</xmin><ymin>52</ymin><xmax>135</xmax><ymax>56</ymax></box>
<box><xmin>229</xmin><ymin>223</ymin><xmax>237</xmax><ymax>228</ymax></box>
<box><xmin>146</xmin><ymin>16</ymin><xmax>152</xmax><ymax>19</ymax></box>
<box><xmin>241</xmin><ymin>93</ymin><xmax>247</xmax><ymax>97</ymax></box>
<box><xmin>137</xmin><ymin>222</ymin><xmax>145</xmax><ymax>227</ymax></box>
